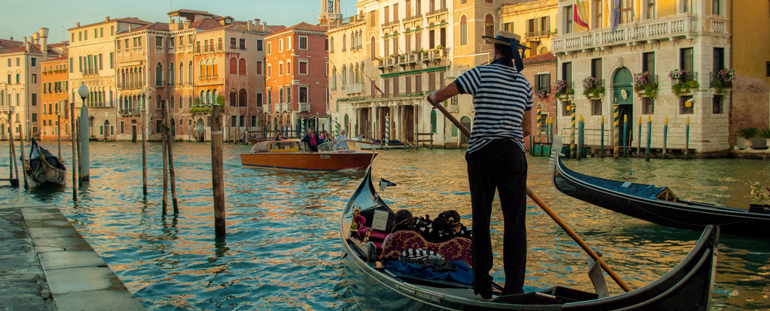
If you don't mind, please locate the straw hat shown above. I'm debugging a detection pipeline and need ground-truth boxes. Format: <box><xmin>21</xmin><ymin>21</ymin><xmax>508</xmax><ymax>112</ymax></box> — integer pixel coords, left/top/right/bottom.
<box><xmin>482</xmin><ymin>30</ymin><xmax>522</xmax><ymax>46</ymax></box>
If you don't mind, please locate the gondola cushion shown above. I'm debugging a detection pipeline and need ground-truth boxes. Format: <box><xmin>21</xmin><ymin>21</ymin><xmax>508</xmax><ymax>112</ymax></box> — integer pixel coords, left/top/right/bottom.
<box><xmin>380</xmin><ymin>230</ymin><xmax>472</xmax><ymax>267</ymax></box>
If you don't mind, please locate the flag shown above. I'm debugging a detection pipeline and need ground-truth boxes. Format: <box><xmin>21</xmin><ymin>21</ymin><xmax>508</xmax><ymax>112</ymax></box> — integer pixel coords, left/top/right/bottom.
<box><xmin>611</xmin><ymin>0</ymin><xmax>621</xmax><ymax>33</ymax></box>
<box><xmin>574</xmin><ymin>0</ymin><xmax>589</xmax><ymax>30</ymax></box>
<box><xmin>379</xmin><ymin>178</ymin><xmax>397</xmax><ymax>192</ymax></box>
<box><xmin>369</xmin><ymin>76</ymin><xmax>384</xmax><ymax>96</ymax></box>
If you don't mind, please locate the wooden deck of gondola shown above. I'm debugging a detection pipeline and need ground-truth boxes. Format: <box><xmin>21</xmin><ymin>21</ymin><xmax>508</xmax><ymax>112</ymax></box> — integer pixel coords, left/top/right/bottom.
<box><xmin>0</xmin><ymin>204</ymin><xmax>145</xmax><ymax>311</ymax></box>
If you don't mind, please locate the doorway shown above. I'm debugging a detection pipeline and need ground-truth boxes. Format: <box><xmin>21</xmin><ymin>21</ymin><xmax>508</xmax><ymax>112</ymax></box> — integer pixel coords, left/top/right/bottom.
<box><xmin>612</xmin><ymin>67</ymin><xmax>634</xmax><ymax>147</ymax></box>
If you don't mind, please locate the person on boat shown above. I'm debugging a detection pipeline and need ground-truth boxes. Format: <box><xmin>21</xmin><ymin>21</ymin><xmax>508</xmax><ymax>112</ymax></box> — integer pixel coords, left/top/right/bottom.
<box><xmin>274</xmin><ymin>133</ymin><xmax>284</xmax><ymax>141</ymax></box>
<box><xmin>336</xmin><ymin>130</ymin><xmax>349</xmax><ymax>149</ymax></box>
<box><xmin>301</xmin><ymin>128</ymin><xmax>320</xmax><ymax>152</ymax></box>
<box><xmin>427</xmin><ymin>30</ymin><xmax>532</xmax><ymax>298</ymax></box>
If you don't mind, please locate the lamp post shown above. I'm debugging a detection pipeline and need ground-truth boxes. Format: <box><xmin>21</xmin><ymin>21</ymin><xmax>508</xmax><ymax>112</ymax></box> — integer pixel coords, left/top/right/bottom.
<box><xmin>77</xmin><ymin>83</ymin><xmax>90</xmax><ymax>183</ymax></box>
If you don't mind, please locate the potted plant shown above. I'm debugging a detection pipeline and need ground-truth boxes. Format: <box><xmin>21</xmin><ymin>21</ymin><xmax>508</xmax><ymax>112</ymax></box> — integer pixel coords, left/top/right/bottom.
<box><xmin>536</xmin><ymin>89</ymin><xmax>549</xmax><ymax>99</ymax></box>
<box><xmin>553</xmin><ymin>79</ymin><xmax>574</xmax><ymax>100</ymax></box>
<box><xmin>582</xmin><ymin>77</ymin><xmax>605</xmax><ymax>100</ymax></box>
<box><xmin>710</xmin><ymin>68</ymin><xmax>735</xmax><ymax>94</ymax></box>
<box><xmin>759</xmin><ymin>127</ymin><xmax>770</xmax><ymax>149</ymax></box>
<box><xmin>634</xmin><ymin>72</ymin><xmax>659</xmax><ymax>99</ymax></box>
<box><xmin>737</xmin><ymin>127</ymin><xmax>758</xmax><ymax>150</ymax></box>
<box><xmin>669</xmin><ymin>69</ymin><xmax>699</xmax><ymax>96</ymax></box>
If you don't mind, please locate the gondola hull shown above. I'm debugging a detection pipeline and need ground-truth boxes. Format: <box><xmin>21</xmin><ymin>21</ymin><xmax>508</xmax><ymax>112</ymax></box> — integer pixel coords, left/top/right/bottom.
<box><xmin>553</xmin><ymin>155</ymin><xmax>770</xmax><ymax>238</ymax></box>
<box><xmin>25</xmin><ymin>139</ymin><xmax>66</xmax><ymax>188</ymax></box>
<box><xmin>341</xmin><ymin>167</ymin><xmax>720</xmax><ymax>310</ymax></box>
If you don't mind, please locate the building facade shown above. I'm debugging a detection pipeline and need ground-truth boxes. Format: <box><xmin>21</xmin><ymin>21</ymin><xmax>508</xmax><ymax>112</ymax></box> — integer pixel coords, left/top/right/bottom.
<box><xmin>265</xmin><ymin>22</ymin><xmax>329</xmax><ymax>135</ymax></box>
<box><xmin>40</xmin><ymin>56</ymin><xmax>70</xmax><ymax>141</ymax></box>
<box><xmin>551</xmin><ymin>0</ymin><xmax>762</xmax><ymax>155</ymax></box>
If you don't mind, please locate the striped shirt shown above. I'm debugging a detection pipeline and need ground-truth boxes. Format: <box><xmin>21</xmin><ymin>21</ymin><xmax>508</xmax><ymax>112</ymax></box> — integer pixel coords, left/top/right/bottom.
<box><xmin>454</xmin><ymin>63</ymin><xmax>533</xmax><ymax>154</ymax></box>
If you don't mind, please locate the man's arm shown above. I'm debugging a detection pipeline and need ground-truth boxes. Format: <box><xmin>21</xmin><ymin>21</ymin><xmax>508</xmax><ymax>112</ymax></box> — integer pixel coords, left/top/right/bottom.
<box><xmin>428</xmin><ymin>82</ymin><xmax>460</xmax><ymax>106</ymax></box>
<box><xmin>521</xmin><ymin>109</ymin><xmax>532</xmax><ymax>138</ymax></box>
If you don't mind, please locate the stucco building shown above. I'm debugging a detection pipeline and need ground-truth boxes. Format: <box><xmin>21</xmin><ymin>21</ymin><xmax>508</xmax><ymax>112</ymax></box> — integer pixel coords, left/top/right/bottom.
<box><xmin>40</xmin><ymin>56</ymin><xmax>71</xmax><ymax>141</ymax></box>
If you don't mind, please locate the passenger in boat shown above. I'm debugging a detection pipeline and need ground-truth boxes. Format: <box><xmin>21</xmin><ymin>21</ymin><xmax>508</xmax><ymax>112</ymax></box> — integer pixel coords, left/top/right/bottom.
<box><xmin>431</xmin><ymin>210</ymin><xmax>471</xmax><ymax>242</ymax></box>
<box><xmin>301</xmin><ymin>128</ymin><xmax>320</xmax><ymax>152</ymax></box>
<box><xmin>274</xmin><ymin>133</ymin><xmax>284</xmax><ymax>141</ymax></box>
<box><xmin>336</xmin><ymin>130</ymin><xmax>349</xmax><ymax>149</ymax></box>
<box><xmin>427</xmin><ymin>30</ymin><xmax>532</xmax><ymax>298</ymax></box>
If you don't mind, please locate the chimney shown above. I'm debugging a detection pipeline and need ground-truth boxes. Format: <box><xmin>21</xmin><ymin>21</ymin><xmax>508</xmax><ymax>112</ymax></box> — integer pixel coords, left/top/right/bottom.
<box><xmin>105</xmin><ymin>16</ymin><xmax>110</xmax><ymax>22</ymax></box>
<box><xmin>76</xmin><ymin>22</ymin><xmax>80</xmax><ymax>27</ymax></box>
<box><xmin>129</xmin><ymin>25</ymin><xmax>133</xmax><ymax>32</ymax></box>
<box><xmin>32</xmin><ymin>33</ymin><xmax>39</xmax><ymax>45</ymax></box>
<box><xmin>254</xmin><ymin>19</ymin><xmax>260</xmax><ymax>26</ymax></box>
<box><xmin>24</xmin><ymin>37</ymin><xmax>30</xmax><ymax>52</ymax></box>
<box><xmin>40</xmin><ymin>28</ymin><xmax>49</xmax><ymax>57</ymax></box>
<box><xmin>263</xmin><ymin>22</ymin><xmax>267</xmax><ymax>32</ymax></box>
<box><xmin>248</xmin><ymin>21</ymin><xmax>252</xmax><ymax>32</ymax></box>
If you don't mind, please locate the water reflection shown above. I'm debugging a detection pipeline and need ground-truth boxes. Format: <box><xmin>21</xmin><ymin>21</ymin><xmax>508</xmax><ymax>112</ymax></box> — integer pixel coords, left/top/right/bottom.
<box><xmin>0</xmin><ymin>141</ymin><xmax>767</xmax><ymax>310</ymax></box>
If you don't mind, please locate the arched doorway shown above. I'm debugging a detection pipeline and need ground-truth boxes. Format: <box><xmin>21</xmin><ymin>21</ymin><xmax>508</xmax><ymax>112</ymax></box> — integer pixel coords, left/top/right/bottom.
<box><xmin>170</xmin><ymin>118</ymin><xmax>176</xmax><ymax>138</ymax></box>
<box><xmin>195</xmin><ymin>118</ymin><xmax>205</xmax><ymax>142</ymax></box>
<box><xmin>612</xmin><ymin>67</ymin><xmax>634</xmax><ymax>147</ymax></box>
<box><xmin>103</xmin><ymin>119</ymin><xmax>110</xmax><ymax>141</ymax></box>
<box><xmin>460</xmin><ymin>116</ymin><xmax>472</xmax><ymax>146</ymax></box>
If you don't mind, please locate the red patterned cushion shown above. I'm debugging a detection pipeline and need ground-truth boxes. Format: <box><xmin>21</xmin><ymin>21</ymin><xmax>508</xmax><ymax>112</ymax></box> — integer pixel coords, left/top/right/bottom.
<box><xmin>380</xmin><ymin>230</ymin><xmax>472</xmax><ymax>267</ymax></box>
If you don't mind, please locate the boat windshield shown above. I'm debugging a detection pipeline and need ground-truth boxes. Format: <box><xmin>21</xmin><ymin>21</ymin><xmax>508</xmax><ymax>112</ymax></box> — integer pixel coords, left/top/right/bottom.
<box><xmin>318</xmin><ymin>140</ymin><xmax>360</xmax><ymax>152</ymax></box>
<box><xmin>270</xmin><ymin>141</ymin><xmax>301</xmax><ymax>152</ymax></box>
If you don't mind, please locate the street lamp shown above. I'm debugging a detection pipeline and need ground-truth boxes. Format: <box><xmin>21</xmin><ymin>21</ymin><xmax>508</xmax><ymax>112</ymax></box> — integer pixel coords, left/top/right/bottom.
<box><xmin>77</xmin><ymin>83</ymin><xmax>88</xmax><ymax>103</ymax></box>
<box><xmin>77</xmin><ymin>82</ymin><xmax>90</xmax><ymax>182</ymax></box>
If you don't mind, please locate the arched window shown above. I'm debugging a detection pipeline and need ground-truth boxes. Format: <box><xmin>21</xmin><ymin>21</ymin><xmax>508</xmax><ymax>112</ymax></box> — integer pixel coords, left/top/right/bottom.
<box><xmin>212</xmin><ymin>89</ymin><xmax>218</xmax><ymax>104</ymax></box>
<box><xmin>155</xmin><ymin>62</ymin><xmax>163</xmax><ymax>86</ymax></box>
<box><xmin>170</xmin><ymin>96</ymin><xmax>174</xmax><ymax>110</ymax></box>
<box><xmin>230</xmin><ymin>88</ymin><xmax>237</xmax><ymax>106</ymax></box>
<box><xmin>342</xmin><ymin>34</ymin><xmax>347</xmax><ymax>51</ymax></box>
<box><xmin>206</xmin><ymin>90</ymin><xmax>211</xmax><ymax>105</ymax></box>
<box><xmin>460</xmin><ymin>16</ymin><xmax>468</xmax><ymax>45</ymax></box>
<box><xmin>179</xmin><ymin>62</ymin><xmax>183</xmax><ymax>85</ymax></box>
<box><xmin>369</xmin><ymin>36</ymin><xmax>375</xmax><ymax>61</ymax></box>
<box><xmin>169</xmin><ymin>63</ymin><xmax>174</xmax><ymax>85</ymax></box>
<box><xmin>405</xmin><ymin>29</ymin><xmax>412</xmax><ymax>53</ymax></box>
<box><xmin>415</xmin><ymin>26</ymin><xmax>421</xmax><ymax>50</ymax></box>
<box><xmin>200</xmin><ymin>60</ymin><xmax>205</xmax><ymax>77</ymax></box>
<box><xmin>332</xmin><ymin>67</ymin><xmax>337</xmax><ymax>89</ymax></box>
<box><xmin>239</xmin><ymin>59</ymin><xmax>246</xmax><ymax>75</ymax></box>
<box><xmin>230</xmin><ymin>58</ymin><xmax>237</xmax><ymax>74</ymax></box>
<box><xmin>384</xmin><ymin>33</ymin><xmax>390</xmax><ymax>57</ymax></box>
<box><xmin>188</xmin><ymin>96</ymin><xmax>192</xmax><ymax>108</ymax></box>
<box><xmin>485</xmin><ymin>15</ymin><xmax>494</xmax><ymax>38</ymax></box>
<box><xmin>212</xmin><ymin>58</ymin><xmax>218</xmax><ymax>76</ymax></box>
<box><xmin>179</xmin><ymin>96</ymin><xmax>183</xmax><ymax>110</ymax></box>
<box><xmin>188</xmin><ymin>61</ymin><xmax>193</xmax><ymax>84</ymax></box>
<box><xmin>239</xmin><ymin>89</ymin><xmax>247</xmax><ymax>107</ymax></box>
<box><xmin>354</xmin><ymin>63</ymin><xmax>360</xmax><ymax>83</ymax></box>
<box><xmin>199</xmin><ymin>91</ymin><xmax>205</xmax><ymax>105</ymax></box>
<box><xmin>341</xmin><ymin>65</ymin><xmax>347</xmax><ymax>87</ymax></box>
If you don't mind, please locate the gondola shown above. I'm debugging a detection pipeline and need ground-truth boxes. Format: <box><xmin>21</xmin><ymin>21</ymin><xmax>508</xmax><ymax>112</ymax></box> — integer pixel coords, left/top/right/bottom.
<box><xmin>552</xmin><ymin>152</ymin><xmax>770</xmax><ymax>238</ymax></box>
<box><xmin>24</xmin><ymin>138</ymin><xmax>66</xmax><ymax>188</ymax></box>
<box><xmin>341</xmin><ymin>165</ymin><xmax>720</xmax><ymax>310</ymax></box>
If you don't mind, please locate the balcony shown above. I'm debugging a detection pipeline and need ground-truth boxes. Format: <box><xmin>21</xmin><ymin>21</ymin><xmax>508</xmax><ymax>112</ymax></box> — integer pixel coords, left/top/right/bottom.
<box><xmin>119</xmin><ymin>108</ymin><xmax>141</xmax><ymax>116</ymax></box>
<box><xmin>553</xmin><ymin>14</ymin><xmax>698</xmax><ymax>55</ymax></box>
<box><xmin>281</xmin><ymin>103</ymin><xmax>290</xmax><ymax>112</ymax></box>
<box><xmin>345</xmin><ymin>83</ymin><xmax>364</xmax><ymax>95</ymax></box>
<box><xmin>299</xmin><ymin>103</ymin><xmax>310</xmax><ymax>112</ymax></box>
<box><xmin>526</xmin><ymin>29</ymin><xmax>551</xmax><ymax>39</ymax></box>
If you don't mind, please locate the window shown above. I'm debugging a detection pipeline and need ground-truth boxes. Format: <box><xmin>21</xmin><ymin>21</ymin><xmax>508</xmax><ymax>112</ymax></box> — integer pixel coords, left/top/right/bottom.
<box><xmin>646</xmin><ymin>0</ymin><xmax>656</xmax><ymax>19</ymax></box>
<box><xmin>621</xmin><ymin>0</ymin><xmax>634</xmax><ymax>22</ymax></box>
<box><xmin>110</xmin><ymin>52</ymin><xmax>114</xmax><ymax>69</ymax></box>
<box><xmin>279</xmin><ymin>62</ymin><xmax>283</xmax><ymax>76</ymax></box>
<box><xmin>279</xmin><ymin>38</ymin><xmax>283</xmax><ymax>52</ymax></box>
<box><xmin>642</xmin><ymin>52</ymin><xmax>655</xmax><ymax>75</ymax></box>
<box><xmin>99</xmin><ymin>54</ymin><xmax>103</xmax><ymax>70</ymax></box>
<box><xmin>384</xmin><ymin>6</ymin><xmax>390</xmax><ymax>24</ymax></box>
<box><xmin>256</xmin><ymin>61</ymin><xmax>263</xmax><ymax>75</ymax></box>
<box><xmin>286</xmin><ymin>86</ymin><xmax>291</xmax><ymax>104</ymax></box>
<box><xmin>565</xmin><ymin>5</ymin><xmax>573</xmax><ymax>34</ymax></box>
<box><xmin>279</xmin><ymin>88</ymin><xmax>284</xmax><ymax>103</ymax></box>
<box><xmin>680</xmin><ymin>48</ymin><xmax>694</xmax><ymax>81</ymax></box>
<box><xmin>31</xmin><ymin>58</ymin><xmax>36</xmax><ymax>66</ymax></box>
<box><xmin>239</xmin><ymin>38</ymin><xmax>246</xmax><ymax>49</ymax></box>
<box><xmin>31</xmin><ymin>93</ymin><xmax>37</xmax><ymax>106</ymax></box>
<box><xmin>713</xmin><ymin>47</ymin><xmax>725</xmax><ymax>72</ymax></box>
<box><xmin>267</xmin><ymin>42</ymin><xmax>272</xmax><ymax>54</ymax></box>
<box><xmin>485</xmin><ymin>15</ymin><xmax>494</xmax><ymax>37</ymax></box>
<box><xmin>231</xmin><ymin>116</ymin><xmax>237</xmax><ymax>127</ymax></box>
<box><xmin>460</xmin><ymin>16</ymin><xmax>468</xmax><ymax>45</ymax></box>
<box><xmin>155</xmin><ymin>63</ymin><xmax>163</xmax><ymax>86</ymax></box>
<box><xmin>299</xmin><ymin>61</ymin><xmax>308</xmax><ymax>75</ymax></box>
<box><xmin>286</xmin><ymin>37</ymin><xmax>291</xmax><ymax>50</ymax></box>
<box><xmin>299</xmin><ymin>86</ymin><xmax>308</xmax><ymax>103</ymax></box>
<box><xmin>503</xmin><ymin>22</ymin><xmax>513</xmax><ymax>32</ymax></box>
<box><xmin>267</xmin><ymin>64</ymin><xmax>272</xmax><ymax>78</ymax></box>
<box><xmin>683</xmin><ymin>0</ymin><xmax>693</xmax><ymax>13</ymax></box>
<box><xmin>680</xmin><ymin>96</ymin><xmax>694</xmax><ymax>114</ymax></box>
<box><xmin>257</xmin><ymin>40</ymin><xmax>263</xmax><ymax>51</ymax></box>
<box><xmin>561</xmin><ymin>62</ymin><xmax>572</xmax><ymax>88</ymax></box>
<box><xmin>239</xmin><ymin>89</ymin><xmax>247</xmax><ymax>107</ymax></box>
<box><xmin>31</xmin><ymin>74</ymin><xmax>37</xmax><ymax>84</ymax></box>
<box><xmin>287</xmin><ymin>61</ymin><xmax>291</xmax><ymax>75</ymax></box>
<box><xmin>591</xmin><ymin>58</ymin><xmax>602</xmax><ymax>81</ymax></box>
<box><xmin>299</xmin><ymin>36</ymin><xmax>308</xmax><ymax>50</ymax></box>
<box><xmin>712</xmin><ymin>95</ymin><xmax>723</xmax><ymax>114</ymax></box>
<box><xmin>155</xmin><ymin>36</ymin><xmax>163</xmax><ymax>47</ymax></box>
<box><xmin>231</xmin><ymin>38</ymin><xmax>237</xmax><ymax>49</ymax></box>
<box><xmin>642</xmin><ymin>98</ymin><xmax>655</xmax><ymax>114</ymax></box>
<box><xmin>168</xmin><ymin>37</ymin><xmax>174</xmax><ymax>47</ymax></box>
<box><xmin>256</xmin><ymin>93</ymin><xmax>263</xmax><ymax>108</ymax></box>
<box><xmin>534</xmin><ymin>73</ymin><xmax>550</xmax><ymax>93</ymax></box>
<box><xmin>239</xmin><ymin>59</ymin><xmax>246</xmax><ymax>75</ymax></box>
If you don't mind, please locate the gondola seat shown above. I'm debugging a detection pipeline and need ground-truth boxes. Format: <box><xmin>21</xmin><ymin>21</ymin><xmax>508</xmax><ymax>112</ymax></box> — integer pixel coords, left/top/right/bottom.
<box><xmin>380</xmin><ymin>230</ymin><xmax>472</xmax><ymax>267</ymax></box>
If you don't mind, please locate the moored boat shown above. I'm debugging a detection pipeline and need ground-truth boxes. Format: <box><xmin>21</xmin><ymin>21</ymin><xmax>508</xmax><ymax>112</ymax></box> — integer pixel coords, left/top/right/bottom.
<box><xmin>24</xmin><ymin>138</ymin><xmax>66</xmax><ymax>188</ymax></box>
<box><xmin>354</xmin><ymin>136</ymin><xmax>411</xmax><ymax>150</ymax></box>
<box><xmin>240</xmin><ymin>139</ymin><xmax>375</xmax><ymax>171</ymax></box>
<box><xmin>341</xmin><ymin>166</ymin><xmax>720</xmax><ymax>310</ymax></box>
<box><xmin>552</xmin><ymin>154</ymin><xmax>770</xmax><ymax>238</ymax></box>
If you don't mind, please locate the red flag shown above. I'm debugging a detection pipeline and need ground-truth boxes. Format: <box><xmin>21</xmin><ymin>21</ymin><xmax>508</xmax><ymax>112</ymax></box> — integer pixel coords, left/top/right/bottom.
<box><xmin>369</xmin><ymin>77</ymin><xmax>384</xmax><ymax>95</ymax></box>
<box><xmin>574</xmin><ymin>0</ymin><xmax>589</xmax><ymax>30</ymax></box>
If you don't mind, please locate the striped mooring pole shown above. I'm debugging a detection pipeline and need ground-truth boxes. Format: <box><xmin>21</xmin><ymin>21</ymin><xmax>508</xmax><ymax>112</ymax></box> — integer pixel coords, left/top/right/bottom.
<box><xmin>570</xmin><ymin>104</ymin><xmax>576</xmax><ymax>159</ymax></box>
<box><xmin>385</xmin><ymin>113</ymin><xmax>390</xmax><ymax>149</ymax></box>
<box><xmin>663</xmin><ymin>117</ymin><xmax>669</xmax><ymax>158</ymax></box>
<box><xmin>623</xmin><ymin>114</ymin><xmax>628</xmax><ymax>158</ymax></box>
<box><xmin>600</xmin><ymin>115</ymin><xmax>605</xmax><ymax>158</ymax></box>
<box><xmin>685</xmin><ymin>117</ymin><xmax>690</xmax><ymax>160</ymax></box>
<box><xmin>577</xmin><ymin>115</ymin><xmax>584</xmax><ymax>161</ymax></box>
<box><xmin>645</xmin><ymin>115</ymin><xmax>652</xmax><ymax>161</ymax></box>
<box><xmin>536</xmin><ymin>105</ymin><xmax>542</xmax><ymax>153</ymax></box>
<box><xmin>613</xmin><ymin>104</ymin><xmax>620</xmax><ymax>159</ymax></box>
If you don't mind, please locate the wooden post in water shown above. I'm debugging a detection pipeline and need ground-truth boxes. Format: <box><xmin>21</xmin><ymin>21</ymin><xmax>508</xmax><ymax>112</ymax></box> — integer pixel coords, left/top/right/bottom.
<box><xmin>577</xmin><ymin>115</ymin><xmax>584</xmax><ymax>160</ymax></box>
<box><xmin>685</xmin><ymin>117</ymin><xmax>690</xmax><ymax>160</ymax></box>
<box><xmin>142</xmin><ymin>108</ymin><xmax>147</xmax><ymax>196</ymax></box>
<box><xmin>57</xmin><ymin>114</ymin><xmax>62</xmax><ymax>160</ymax></box>
<box><xmin>645</xmin><ymin>116</ymin><xmax>652</xmax><ymax>161</ymax></box>
<box><xmin>569</xmin><ymin>104</ymin><xmax>576</xmax><ymax>159</ymax></box>
<box><xmin>623</xmin><ymin>114</ymin><xmax>628</xmax><ymax>158</ymax></box>
<box><xmin>161</xmin><ymin>100</ymin><xmax>168</xmax><ymax>215</ymax></box>
<box><xmin>662</xmin><ymin>117</ymin><xmax>668</xmax><ymax>158</ymax></box>
<box><xmin>75</xmin><ymin>119</ymin><xmax>81</xmax><ymax>186</ymax></box>
<box><xmin>613</xmin><ymin>104</ymin><xmax>620</xmax><ymax>159</ymax></box>
<box><xmin>211</xmin><ymin>105</ymin><xmax>226</xmax><ymax>236</ymax></box>
<box><xmin>19</xmin><ymin>127</ymin><xmax>27</xmax><ymax>189</ymax></box>
<box><xmin>637</xmin><ymin>117</ymin><xmax>642</xmax><ymax>158</ymax></box>
<box><xmin>70</xmin><ymin>102</ymin><xmax>77</xmax><ymax>200</ymax></box>
<box><xmin>8</xmin><ymin>112</ymin><xmax>20</xmax><ymax>187</ymax></box>
<box><xmin>600</xmin><ymin>115</ymin><xmax>605</xmax><ymax>158</ymax></box>
<box><xmin>164</xmin><ymin>101</ymin><xmax>179</xmax><ymax>213</ymax></box>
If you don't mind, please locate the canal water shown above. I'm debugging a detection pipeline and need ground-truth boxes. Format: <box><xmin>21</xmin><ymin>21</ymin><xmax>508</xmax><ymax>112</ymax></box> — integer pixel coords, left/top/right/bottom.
<box><xmin>0</xmin><ymin>141</ymin><xmax>768</xmax><ymax>310</ymax></box>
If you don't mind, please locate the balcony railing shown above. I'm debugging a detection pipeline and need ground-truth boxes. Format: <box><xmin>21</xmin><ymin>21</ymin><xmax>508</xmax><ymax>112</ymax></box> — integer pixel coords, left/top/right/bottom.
<box><xmin>119</xmin><ymin>108</ymin><xmax>142</xmax><ymax>116</ymax></box>
<box><xmin>553</xmin><ymin>14</ymin><xmax>697</xmax><ymax>54</ymax></box>
<box><xmin>299</xmin><ymin>103</ymin><xmax>310</xmax><ymax>112</ymax></box>
<box><xmin>526</xmin><ymin>29</ymin><xmax>551</xmax><ymax>39</ymax></box>
<box><xmin>345</xmin><ymin>83</ymin><xmax>364</xmax><ymax>95</ymax></box>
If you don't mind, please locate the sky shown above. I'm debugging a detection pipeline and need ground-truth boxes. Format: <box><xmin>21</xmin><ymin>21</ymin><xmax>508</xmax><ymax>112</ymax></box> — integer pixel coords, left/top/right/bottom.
<box><xmin>0</xmin><ymin>0</ymin><xmax>359</xmax><ymax>44</ymax></box>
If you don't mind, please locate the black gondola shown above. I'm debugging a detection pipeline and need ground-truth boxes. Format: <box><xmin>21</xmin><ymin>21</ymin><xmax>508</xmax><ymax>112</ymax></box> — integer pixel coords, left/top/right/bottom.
<box><xmin>24</xmin><ymin>138</ymin><xmax>66</xmax><ymax>188</ymax></box>
<box><xmin>341</xmin><ymin>166</ymin><xmax>720</xmax><ymax>310</ymax></box>
<box><xmin>553</xmin><ymin>153</ymin><xmax>770</xmax><ymax>239</ymax></box>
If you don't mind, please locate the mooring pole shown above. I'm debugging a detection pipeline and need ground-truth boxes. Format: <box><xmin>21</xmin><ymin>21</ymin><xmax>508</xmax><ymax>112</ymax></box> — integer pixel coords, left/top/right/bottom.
<box><xmin>663</xmin><ymin>116</ymin><xmax>668</xmax><ymax>158</ymax></box>
<box><xmin>8</xmin><ymin>113</ymin><xmax>20</xmax><ymax>188</ymax></box>
<box><xmin>165</xmin><ymin>101</ymin><xmax>179</xmax><ymax>214</ymax></box>
<box><xmin>57</xmin><ymin>114</ymin><xmax>62</xmax><ymax>160</ymax></box>
<box><xmin>600</xmin><ymin>115</ymin><xmax>605</xmax><ymax>158</ymax></box>
<box><xmin>142</xmin><ymin>108</ymin><xmax>147</xmax><ymax>196</ymax></box>
<box><xmin>161</xmin><ymin>100</ymin><xmax>168</xmax><ymax>215</ymax></box>
<box><xmin>75</xmin><ymin>119</ymin><xmax>81</xmax><ymax>186</ymax></box>
<box><xmin>623</xmin><ymin>114</ymin><xmax>628</xmax><ymax>158</ymax></box>
<box><xmin>70</xmin><ymin>102</ymin><xmax>77</xmax><ymax>200</ymax></box>
<box><xmin>645</xmin><ymin>116</ymin><xmax>652</xmax><ymax>161</ymax></box>
<box><xmin>212</xmin><ymin>104</ymin><xmax>226</xmax><ymax>236</ymax></box>
<box><xmin>19</xmin><ymin>127</ymin><xmax>27</xmax><ymax>189</ymax></box>
<box><xmin>569</xmin><ymin>104</ymin><xmax>576</xmax><ymax>159</ymax></box>
<box><xmin>577</xmin><ymin>115</ymin><xmax>584</xmax><ymax>161</ymax></box>
<box><xmin>685</xmin><ymin>117</ymin><xmax>690</xmax><ymax>160</ymax></box>
<box><xmin>613</xmin><ymin>104</ymin><xmax>619</xmax><ymax>159</ymax></box>
<box><xmin>637</xmin><ymin>117</ymin><xmax>642</xmax><ymax>158</ymax></box>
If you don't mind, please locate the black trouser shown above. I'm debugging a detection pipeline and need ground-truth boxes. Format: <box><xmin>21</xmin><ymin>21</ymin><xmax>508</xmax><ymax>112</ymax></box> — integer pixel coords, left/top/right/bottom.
<box><xmin>466</xmin><ymin>139</ymin><xmax>527</xmax><ymax>295</ymax></box>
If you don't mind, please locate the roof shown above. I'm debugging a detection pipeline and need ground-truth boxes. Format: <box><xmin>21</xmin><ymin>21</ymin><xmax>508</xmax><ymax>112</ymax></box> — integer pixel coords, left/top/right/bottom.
<box><xmin>69</xmin><ymin>17</ymin><xmax>151</xmax><ymax>30</ymax></box>
<box><xmin>42</xmin><ymin>55</ymin><xmax>68</xmax><ymax>62</ymax></box>
<box><xmin>190</xmin><ymin>18</ymin><xmax>222</xmax><ymax>30</ymax></box>
<box><xmin>0</xmin><ymin>44</ymin><xmax>61</xmax><ymax>57</ymax></box>
<box><xmin>522</xmin><ymin>52</ymin><xmax>556</xmax><ymax>65</ymax></box>
<box><xmin>268</xmin><ymin>22</ymin><xmax>327</xmax><ymax>37</ymax></box>
<box><xmin>0</xmin><ymin>39</ymin><xmax>23</xmax><ymax>51</ymax></box>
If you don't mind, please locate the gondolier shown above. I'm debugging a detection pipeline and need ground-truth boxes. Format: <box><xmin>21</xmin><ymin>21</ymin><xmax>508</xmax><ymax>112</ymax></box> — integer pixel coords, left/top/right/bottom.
<box><xmin>428</xmin><ymin>30</ymin><xmax>532</xmax><ymax>298</ymax></box>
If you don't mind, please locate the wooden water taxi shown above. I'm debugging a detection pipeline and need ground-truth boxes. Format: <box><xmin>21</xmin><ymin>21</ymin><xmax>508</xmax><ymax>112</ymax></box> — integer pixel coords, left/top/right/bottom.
<box><xmin>240</xmin><ymin>139</ymin><xmax>375</xmax><ymax>171</ymax></box>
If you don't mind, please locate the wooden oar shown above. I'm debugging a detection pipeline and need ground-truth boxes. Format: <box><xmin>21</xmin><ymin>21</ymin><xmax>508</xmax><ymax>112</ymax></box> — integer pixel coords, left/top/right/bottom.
<box><xmin>427</xmin><ymin>97</ymin><xmax>632</xmax><ymax>293</ymax></box>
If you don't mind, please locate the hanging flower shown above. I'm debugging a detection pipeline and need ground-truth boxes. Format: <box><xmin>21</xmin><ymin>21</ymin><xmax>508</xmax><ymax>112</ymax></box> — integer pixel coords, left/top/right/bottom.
<box><xmin>537</xmin><ymin>89</ymin><xmax>549</xmax><ymax>99</ymax></box>
<box><xmin>553</xmin><ymin>79</ymin><xmax>573</xmax><ymax>97</ymax></box>
<box><xmin>582</xmin><ymin>77</ymin><xmax>605</xmax><ymax>98</ymax></box>
<box><xmin>634</xmin><ymin>72</ymin><xmax>658</xmax><ymax>98</ymax></box>
<box><xmin>711</xmin><ymin>68</ymin><xmax>735</xmax><ymax>91</ymax></box>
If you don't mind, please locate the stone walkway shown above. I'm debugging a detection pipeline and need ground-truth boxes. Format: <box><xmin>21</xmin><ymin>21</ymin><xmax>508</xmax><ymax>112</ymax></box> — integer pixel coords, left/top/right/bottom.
<box><xmin>0</xmin><ymin>205</ymin><xmax>144</xmax><ymax>311</ymax></box>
